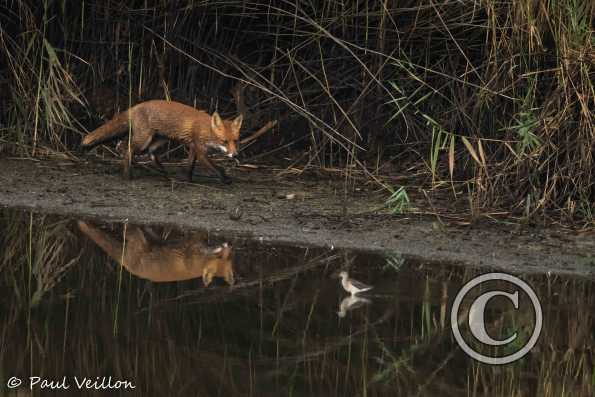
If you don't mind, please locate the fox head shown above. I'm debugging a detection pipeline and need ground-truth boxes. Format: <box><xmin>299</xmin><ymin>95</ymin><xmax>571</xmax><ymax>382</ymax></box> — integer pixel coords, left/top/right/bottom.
<box><xmin>210</xmin><ymin>112</ymin><xmax>243</xmax><ymax>158</ymax></box>
<box><xmin>202</xmin><ymin>242</ymin><xmax>234</xmax><ymax>286</ymax></box>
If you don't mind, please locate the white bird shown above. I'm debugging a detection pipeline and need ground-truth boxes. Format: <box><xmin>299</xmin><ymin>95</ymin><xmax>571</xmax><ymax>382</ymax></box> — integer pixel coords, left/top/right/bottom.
<box><xmin>338</xmin><ymin>271</ymin><xmax>373</xmax><ymax>295</ymax></box>
<box><xmin>337</xmin><ymin>295</ymin><xmax>370</xmax><ymax>318</ymax></box>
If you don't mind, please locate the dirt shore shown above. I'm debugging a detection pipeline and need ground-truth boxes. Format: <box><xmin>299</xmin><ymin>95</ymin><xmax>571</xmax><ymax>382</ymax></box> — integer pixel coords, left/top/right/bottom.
<box><xmin>1</xmin><ymin>156</ymin><xmax>593</xmax><ymax>276</ymax></box>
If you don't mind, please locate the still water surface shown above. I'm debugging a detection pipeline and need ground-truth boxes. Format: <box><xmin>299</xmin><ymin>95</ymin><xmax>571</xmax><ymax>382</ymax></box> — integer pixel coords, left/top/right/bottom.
<box><xmin>0</xmin><ymin>209</ymin><xmax>593</xmax><ymax>396</ymax></box>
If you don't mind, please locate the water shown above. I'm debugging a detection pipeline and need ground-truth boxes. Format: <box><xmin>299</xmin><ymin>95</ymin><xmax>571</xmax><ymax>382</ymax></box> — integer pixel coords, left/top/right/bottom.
<box><xmin>0</xmin><ymin>209</ymin><xmax>593</xmax><ymax>396</ymax></box>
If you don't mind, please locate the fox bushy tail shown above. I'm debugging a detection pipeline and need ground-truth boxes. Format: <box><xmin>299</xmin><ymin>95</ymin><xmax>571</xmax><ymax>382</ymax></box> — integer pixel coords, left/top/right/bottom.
<box><xmin>81</xmin><ymin>111</ymin><xmax>131</xmax><ymax>148</ymax></box>
<box><xmin>77</xmin><ymin>221</ymin><xmax>124</xmax><ymax>265</ymax></box>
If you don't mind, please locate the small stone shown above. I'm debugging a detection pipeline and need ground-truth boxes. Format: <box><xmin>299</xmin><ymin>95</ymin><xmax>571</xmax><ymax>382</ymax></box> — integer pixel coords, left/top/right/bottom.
<box><xmin>229</xmin><ymin>207</ymin><xmax>243</xmax><ymax>220</ymax></box>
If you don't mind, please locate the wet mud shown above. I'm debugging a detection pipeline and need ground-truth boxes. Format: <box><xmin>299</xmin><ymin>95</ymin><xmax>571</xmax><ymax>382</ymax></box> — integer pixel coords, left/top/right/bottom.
<box><xmin>0</xmin><ymin>157</ymin><xmax>593</xmax><ymax>276</ymax></box>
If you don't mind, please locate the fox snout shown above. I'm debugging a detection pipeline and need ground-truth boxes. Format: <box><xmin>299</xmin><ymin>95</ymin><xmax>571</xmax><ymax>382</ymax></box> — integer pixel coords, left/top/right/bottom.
<box><xmin>226</xmin><ymin>141</ymin><xmax>239</xmax><ymax>158</ymax></box>
<box><xmin>207</xmin><ymin>141</ymin><xmax>238</xmax><ymax>158</ymax></box>
<box><xmin>217</xmin><ymin>141</ymin><xmax>238</xmax><ymax>158</ymax></box>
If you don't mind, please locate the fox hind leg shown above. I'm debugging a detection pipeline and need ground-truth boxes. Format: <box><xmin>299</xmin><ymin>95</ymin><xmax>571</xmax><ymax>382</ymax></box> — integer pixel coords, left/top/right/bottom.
<box><xmin>122</xmin><ymin>146</ymin><xmax>135</xmax><ymax>179</ymax></box>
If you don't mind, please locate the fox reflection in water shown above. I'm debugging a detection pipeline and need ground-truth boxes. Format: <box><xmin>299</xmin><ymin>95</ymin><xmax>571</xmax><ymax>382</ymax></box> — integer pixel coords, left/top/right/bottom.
<box><xmin>77</xmin><ymin>221</ymin><xmax>234</xmax><ymax>286</ymax></box>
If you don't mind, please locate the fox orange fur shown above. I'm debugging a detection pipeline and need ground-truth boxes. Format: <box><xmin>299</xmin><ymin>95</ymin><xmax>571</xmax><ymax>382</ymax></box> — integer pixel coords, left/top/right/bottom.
<box><xmin>77</xmin><ymin>221</ymin><xmax>234</xmax><ymax>285</ymax></box>
<box><xmin>81</xmin><ymin>100</ymin><xmax>243</xmax><ymax>184</ymax></box>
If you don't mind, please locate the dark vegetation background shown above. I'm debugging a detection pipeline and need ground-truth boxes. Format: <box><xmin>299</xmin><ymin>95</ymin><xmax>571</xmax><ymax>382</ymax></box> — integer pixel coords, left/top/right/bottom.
<box><xmin>0</xmin><ymin>0</ymin><xmax>593</xmax><ymax>222</ymax></box>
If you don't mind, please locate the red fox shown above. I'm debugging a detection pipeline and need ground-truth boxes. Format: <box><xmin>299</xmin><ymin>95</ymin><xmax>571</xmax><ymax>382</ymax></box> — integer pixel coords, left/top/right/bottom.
<box><xmin>77</xmin><ymin>220</ymin><xmax>234</xmax><ymax>285</ymax></box>
<box><xmin>81</xmin><ymin>100</ymin><xmax>243</xmax><ymax>184</ymax></box>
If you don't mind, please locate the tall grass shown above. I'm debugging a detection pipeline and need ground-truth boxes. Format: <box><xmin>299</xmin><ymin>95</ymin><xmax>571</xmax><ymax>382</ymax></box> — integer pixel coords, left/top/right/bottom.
<box><xmin>0</xmin><ymin>1</ymin><xmax>592</xmax><ymax>219</ymax></box>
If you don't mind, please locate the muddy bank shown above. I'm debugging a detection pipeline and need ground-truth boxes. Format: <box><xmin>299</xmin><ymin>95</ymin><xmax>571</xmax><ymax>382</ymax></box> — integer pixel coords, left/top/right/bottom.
<box><xmin>0</xmin><ymin>157</ymin><xmax>593</xmax><ymax>276</ymax></box>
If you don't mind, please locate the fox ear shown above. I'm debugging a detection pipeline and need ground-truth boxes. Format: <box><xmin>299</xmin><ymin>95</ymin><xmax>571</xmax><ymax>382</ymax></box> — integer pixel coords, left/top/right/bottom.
<box><xmin>220</xmin><ymin>242</ymin><xmax>231</xmax><ymax>259</ymax></box>
<box><xmin>202</xmin><ymin>268</ymin><xmax>213</xmax><ymax>287</ymax></box>
<box><xmin>232</xmin><ymin>114</ymin><xmax>243</xmax><ymax>129</ymax></box>
<box><xmin>211</xmin><ymin>112</ymin><xmax>223</xmax><ymax>129</ymax></box>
